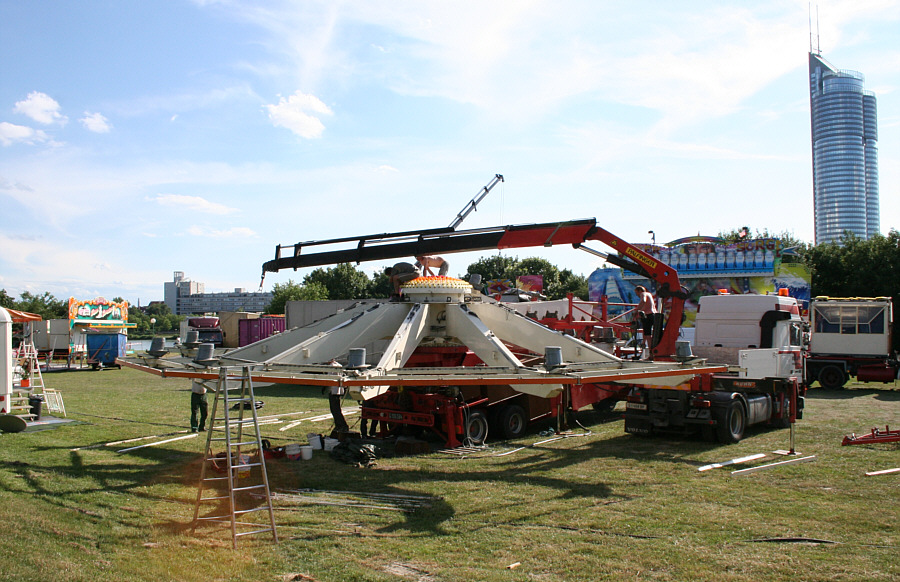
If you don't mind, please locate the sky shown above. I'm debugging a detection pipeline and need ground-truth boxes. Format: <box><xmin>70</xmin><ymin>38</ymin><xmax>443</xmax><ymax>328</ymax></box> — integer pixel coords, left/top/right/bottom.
<box><xmin>2</xmin><ymin>1</ymin><xmax>899</xmax><ymax>307</ymax></box>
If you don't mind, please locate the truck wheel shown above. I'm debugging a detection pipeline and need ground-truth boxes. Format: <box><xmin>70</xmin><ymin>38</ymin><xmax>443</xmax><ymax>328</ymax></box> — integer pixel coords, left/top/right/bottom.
<box><xmin>715</xmin><ymin>400</ymin><xmax>746</xmax><ymax>444</ymax></box>
<box><xmin>496</xmin><ymin>405</ymin><xmax>527</xmax><ymax>439</ymax></box>
<box><xmin>465</xmin><ymin>410</ymin><xmax>489</xmax><ymax>445</ymax></box>
<box><xmin>817</xmin><ymin>365</ymin><xmax>847</xmax><ymax>390</ymax></box>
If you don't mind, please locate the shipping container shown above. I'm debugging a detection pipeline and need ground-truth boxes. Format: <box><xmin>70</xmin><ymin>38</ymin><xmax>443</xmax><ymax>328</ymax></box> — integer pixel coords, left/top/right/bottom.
<box><xmin>238</xmin><ymin>316</ymin><xmax>286</xmax><ymax>347</ymax></box>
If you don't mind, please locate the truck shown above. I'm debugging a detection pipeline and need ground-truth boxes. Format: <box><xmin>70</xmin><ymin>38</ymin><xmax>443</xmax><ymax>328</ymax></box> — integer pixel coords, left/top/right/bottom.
<box><xmin>181</xmin><ymin>316</ymin><xmax>224</xmax><ymax>347</ymax></box>
<box><xmin>805</xmin><ymin>296</ymin><xmax>898</xmax><ymax>389</ymax></box>
<box><xmin>621</xmin><ymin>290</ymin><xmax>805</xmax><ymax>443</ymax></box>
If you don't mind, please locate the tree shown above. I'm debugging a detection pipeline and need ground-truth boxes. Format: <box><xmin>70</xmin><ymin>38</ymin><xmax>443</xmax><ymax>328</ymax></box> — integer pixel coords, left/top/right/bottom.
<box><xmin>465</xmin><ymin>255</ymin><xmax>520</xmax><ymax>283</ymax></box>
<box><xmin>0</xmin><ymin>289</ymin><xmax>14</xmax><ymax>309</ymax></box>
<box><xmin>804</xmin><ymin>230</ymin><xmax>900</xmax><ymax>351</ymax></box>
<box><xmin>266</xmin><ymin>280</ymin><xmax>329</xmax><ymax>315</ymax></box>
<box><xmin>14</xmin><ymin>291</ymin><xmax>68</xmax><ymax>320</ymax></box>
<box><xmin>557</xmin><ymin>269</ymin><xmax>589</xmax><ymax>300</ymax></box>
<box><xmin>303</xmin><ymin>263</ymin><xmax>372</xmax><ymax>300</ymax></box>
<box><xmin>368</xmin><ymin>270</ymin><xmax>393</xmax><ymax>298</ymax></box>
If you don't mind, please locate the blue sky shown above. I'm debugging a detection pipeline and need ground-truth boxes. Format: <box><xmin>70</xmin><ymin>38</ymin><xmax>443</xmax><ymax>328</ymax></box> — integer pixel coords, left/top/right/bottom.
<box><xmin>2</xmin><ymin>0</ymin><xmax>899</xmax><ymax>306</ymax></box>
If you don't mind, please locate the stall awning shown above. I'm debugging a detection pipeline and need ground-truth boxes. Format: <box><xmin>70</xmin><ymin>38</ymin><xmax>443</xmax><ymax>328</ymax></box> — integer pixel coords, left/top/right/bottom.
<box><xmin>6</xmin><ymin>309</ymin><xmax>42</xmax><ymax>323</ymax></box>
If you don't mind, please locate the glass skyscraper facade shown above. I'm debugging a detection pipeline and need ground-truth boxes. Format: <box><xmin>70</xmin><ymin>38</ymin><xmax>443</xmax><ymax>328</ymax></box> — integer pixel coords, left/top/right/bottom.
<box><xmin>808</xmin><ymin>52</ymin><xmax>879</xmax><ymax>245</ymax></box>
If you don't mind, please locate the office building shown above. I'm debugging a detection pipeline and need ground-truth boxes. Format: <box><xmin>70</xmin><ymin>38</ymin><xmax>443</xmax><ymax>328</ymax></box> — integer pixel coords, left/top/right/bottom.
<box><xmin>808</xmin><ymin>51</ymin><xmax>879</xmax><ymax>244</ymax></box>
<box><xmin>164</xmin><ymin>271</ymin><xmax>273</xmax><ymax>315</ymax></box>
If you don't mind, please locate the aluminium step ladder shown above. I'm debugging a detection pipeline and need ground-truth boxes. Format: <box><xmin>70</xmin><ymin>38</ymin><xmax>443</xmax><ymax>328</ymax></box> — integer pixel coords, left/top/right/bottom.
<box><xmin>7</xmin><ymin>341</ymin><xmax>48</xmax><ymax>421</ymax></box>
<box><xmin>192</xmin><ymin>366</ymin><xmax>278</xmax><ymax>548</ymax></box>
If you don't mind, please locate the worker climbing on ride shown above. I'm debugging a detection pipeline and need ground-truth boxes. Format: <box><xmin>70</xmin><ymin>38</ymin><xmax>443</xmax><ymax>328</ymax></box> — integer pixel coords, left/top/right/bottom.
<box><xmin>415</xmin><ymin>255</ymin><xmax>449</xmax><ymax>277</ymax></box>
<box><xmin>385</xmin><ymin>262</ymin><xmax>421</xmax><ymax>299</ymax></box>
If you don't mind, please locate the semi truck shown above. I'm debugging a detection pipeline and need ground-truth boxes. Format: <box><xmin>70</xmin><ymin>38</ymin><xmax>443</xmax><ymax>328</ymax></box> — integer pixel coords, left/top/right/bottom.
<box><xmin>623</xmin><ymin>290</ymin><xmax>805</xmax><ymax>443</ymax></box>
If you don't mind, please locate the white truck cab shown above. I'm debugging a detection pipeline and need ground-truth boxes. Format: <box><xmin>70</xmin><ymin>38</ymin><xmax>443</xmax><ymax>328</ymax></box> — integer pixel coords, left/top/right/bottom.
<box><xmin>693</xmin><ymin>290</ymin><xmax>804</xmax><ymax>380</ymax></box>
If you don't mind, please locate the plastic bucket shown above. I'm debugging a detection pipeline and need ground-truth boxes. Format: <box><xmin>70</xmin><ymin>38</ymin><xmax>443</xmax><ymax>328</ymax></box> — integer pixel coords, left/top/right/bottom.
<box><xmin>323</xmin><ymin>437</ymin><xmax>340</xmax><ymax>451</ymax></box>
<box><xmin>284</xmin><ymin>443</ymin><xmax>302</xmax><ymax>460</ymax></box>
<box><xmin>299</xmin><ymin>445</ymin><xmax>313</xmax><ymax>460</ymax></box>
<box><xmin>307</xmin><ymin>433</ymin><xmax>323</xmax><ymax>449</ymax></box>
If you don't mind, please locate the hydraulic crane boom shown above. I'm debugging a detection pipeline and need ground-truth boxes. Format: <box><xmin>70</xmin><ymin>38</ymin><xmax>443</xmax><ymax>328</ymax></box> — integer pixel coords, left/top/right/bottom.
<box><xmin>261</xmin><ymin>217</ymin><xmax>686</xmax><ymax>359</ymax></box>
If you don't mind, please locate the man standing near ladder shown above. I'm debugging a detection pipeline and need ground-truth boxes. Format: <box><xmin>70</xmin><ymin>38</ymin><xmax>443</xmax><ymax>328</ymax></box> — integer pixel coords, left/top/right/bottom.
<box><xmin>190</xmin><ymin>380</ymin><xmax>208</xmax><ymax>432</ymax></box>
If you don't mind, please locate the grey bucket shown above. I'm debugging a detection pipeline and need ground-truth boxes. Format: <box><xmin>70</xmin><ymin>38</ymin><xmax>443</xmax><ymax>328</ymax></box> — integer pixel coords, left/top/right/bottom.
<box><xmin>147</xmin><ymin>337</ymin><xmax>167</xmax><ymax>357</ymax></box>
<box><xmin>675</xmin><ymin>341</ymin><xmax>693</xmax><ymax>358</ymax></box>
<box><xmin>348</xmin><ymin>348</ymin><xmax>367</xmax><ymax>369</ymax></box>
<box><xmin>194</xmin><ymin>343</ymin><xmax>217</xmax><ymax>365</ymax></box>
<box><xmin>545</xmin><ymin>346</ymin><xmax>563</xmax><ymax>368</ymax></box>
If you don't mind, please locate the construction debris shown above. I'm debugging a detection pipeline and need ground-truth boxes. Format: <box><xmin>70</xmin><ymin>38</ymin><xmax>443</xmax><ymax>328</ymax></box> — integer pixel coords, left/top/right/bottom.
<box><xmin>731</xmin><ymin>455</ymin><xmax>817</xmax><ymax>476</ymax></box>
<box><xmin>698</xmin><ymin>453</ymin><xmax>767</xmax><ymax>472</ymax></box>
<box><xmin>865</xmin><ymin>467</ymin><xmax>900</xmax><ymax>476</ymax></box>
<box><xmin>842</xmin><ymin>425</ymin><xmax>900</xmax><ymax>446</ymax></box>
<box><xmin>117</xmin><ymin>433</ymin><xmax>198</xmax><ymax>453</ymax></box>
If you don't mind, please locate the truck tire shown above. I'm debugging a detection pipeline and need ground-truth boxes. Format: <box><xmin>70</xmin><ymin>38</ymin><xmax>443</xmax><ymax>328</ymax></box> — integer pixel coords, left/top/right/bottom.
<box><xmin>495</xmin><ymin>404</ymin><xmax>527</xmax><ymax>439</ymax></box>
<box><xmin>715</xmin><ymin>400</ymin><xmax>746</xmax><ymax>444</ymax></box>
<box><xmin>817</xmin><ymin>365</ymin><xmax>847</xmax><ymax>390</ymax></box>
<box><xmin>465</xmin><ymin>410</ymin><xmax>489</xmax><ymax>445</ymax></box>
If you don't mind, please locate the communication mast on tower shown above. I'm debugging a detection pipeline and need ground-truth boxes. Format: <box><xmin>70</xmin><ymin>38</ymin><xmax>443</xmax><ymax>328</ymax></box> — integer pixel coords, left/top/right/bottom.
<box><xmin>809</xmin><ymin>3</ymin><xmax>821</xmax><ymax>55</ymax></box>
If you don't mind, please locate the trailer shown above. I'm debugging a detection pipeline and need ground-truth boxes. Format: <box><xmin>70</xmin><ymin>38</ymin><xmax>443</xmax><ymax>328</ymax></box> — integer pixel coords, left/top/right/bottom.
<box><xmin>805</xmin><ymin>297</ymin><xmax>898</xmax><ymax>389</ymax></box>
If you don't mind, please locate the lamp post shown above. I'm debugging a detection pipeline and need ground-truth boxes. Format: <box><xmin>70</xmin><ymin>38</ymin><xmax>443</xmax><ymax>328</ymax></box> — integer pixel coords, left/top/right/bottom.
<box><xmin>648</xmin><ymin>230</ymin><xmax>656</xmax><ymax>245</ymax></box>
<box><xmin>150</xmin><ymin>318</ymin><xmax>156</xmax><ymax>335</ymax></box>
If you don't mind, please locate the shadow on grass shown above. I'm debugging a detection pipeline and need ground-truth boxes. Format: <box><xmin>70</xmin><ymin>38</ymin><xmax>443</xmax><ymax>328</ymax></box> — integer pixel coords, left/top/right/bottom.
<box><xmin>806</xmin><ymin>388</ymin><xmax>900</xmax><ymax>401</ymax></box>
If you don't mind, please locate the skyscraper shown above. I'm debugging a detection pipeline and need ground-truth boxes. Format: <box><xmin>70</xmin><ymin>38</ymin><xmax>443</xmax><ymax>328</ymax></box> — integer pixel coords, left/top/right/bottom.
<box><xmin>808</xmin><ymin>52</ymin><xmax>879</xmax><ymax>245</ymax></box>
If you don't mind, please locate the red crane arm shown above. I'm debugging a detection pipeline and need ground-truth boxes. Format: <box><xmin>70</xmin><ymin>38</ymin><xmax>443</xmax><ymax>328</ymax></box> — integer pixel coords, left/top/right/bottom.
<box><xmin>262</xmin><ymin>218</ymin><xmax>684</xmax><ymax>359</ymax></box>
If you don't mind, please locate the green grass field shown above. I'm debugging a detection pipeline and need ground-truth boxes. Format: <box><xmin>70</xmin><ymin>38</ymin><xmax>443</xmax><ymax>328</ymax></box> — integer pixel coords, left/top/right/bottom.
<box><xmin>0</xmin><ymin>367</ymin><xmax>896</xmax><ymax>581</ymax></box>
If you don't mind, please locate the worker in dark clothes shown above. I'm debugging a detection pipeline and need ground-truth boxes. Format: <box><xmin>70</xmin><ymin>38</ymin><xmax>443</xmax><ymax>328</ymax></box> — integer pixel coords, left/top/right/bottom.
<box><xmin>190</xmin><ymin>380</ymin><xmax>208</xmax><ymax>432</ymax></box>
<box><xmin>415</xmin><ymin>255</ymin><xmax>449</xmax><ymax>276</ymax></box>
<box><xmin>385</xmin><ymin>262</ymin><xmax>420</xmax><ymax>298</ymax></box>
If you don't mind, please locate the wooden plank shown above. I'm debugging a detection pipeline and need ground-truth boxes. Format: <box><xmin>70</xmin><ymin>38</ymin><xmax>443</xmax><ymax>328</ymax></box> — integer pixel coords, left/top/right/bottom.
<box><xmin>731</xmin><ymin>455</ymin><xmax>816</xmax><ymax>476</ymax></box>
<box><xmin>117</xmin><ymin>433</ymin><xmax>198</xmax><ymax>453</ymax></box>
<box><xmin>698</xmin><ymin>453</ymin><xmax>767</xmax><ymax>472</ymax></box>
<box><xmin>866</xmin><ymin>467</ymin><xmax>900</xmax><ymax>476</ymax></box>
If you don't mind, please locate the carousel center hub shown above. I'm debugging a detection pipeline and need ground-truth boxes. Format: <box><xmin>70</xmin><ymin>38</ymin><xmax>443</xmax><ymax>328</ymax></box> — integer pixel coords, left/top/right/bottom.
<box><xmin>401</xmin><ymin>276</ymin><xmax>473</xmax><ymax>303</ymax></box>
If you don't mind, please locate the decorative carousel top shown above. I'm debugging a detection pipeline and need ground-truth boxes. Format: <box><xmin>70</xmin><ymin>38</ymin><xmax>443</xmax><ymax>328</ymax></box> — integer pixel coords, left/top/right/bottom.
<box><xmin>400</xmin><ymin>276</ymin><xmax>473</xmax><ymax>302</ymax></box>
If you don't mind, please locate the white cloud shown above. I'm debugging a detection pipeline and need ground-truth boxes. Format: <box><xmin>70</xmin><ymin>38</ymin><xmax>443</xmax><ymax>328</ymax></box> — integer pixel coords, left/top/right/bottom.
<box><xmin>13</xmin><ymin>91</ymin><xmax>67</xmax><ymax>125</ymax></box>
<box><xmin>187</xmin><ymin>225</ymin><xmax>257</xmax><ymax>238</ymax></box>
<box><xmin>265</xmin><ymin>91</ymin><xmax>333</xmax><ymax>138</ymax></box>
<box><xmin>81</xmin><ymin>112</ymin><xmax>112</xmax><ymax>133</ymax></box>
<box><xmin>0</xmin><ymin>122</ymin><xmax>49</xmax><ymax>146</ymax></box>
<box><xmin>151</xmin><ymin>193</ymin><xmax>238</xmax><ymax>215</ymax></box>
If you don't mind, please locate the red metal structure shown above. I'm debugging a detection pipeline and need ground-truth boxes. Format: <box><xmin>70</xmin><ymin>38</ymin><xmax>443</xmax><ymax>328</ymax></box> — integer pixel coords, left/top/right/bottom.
<box><xmin>842</xmin><ymin>426</ymin><xmax>900</xmax><ymax>446</ymax></box>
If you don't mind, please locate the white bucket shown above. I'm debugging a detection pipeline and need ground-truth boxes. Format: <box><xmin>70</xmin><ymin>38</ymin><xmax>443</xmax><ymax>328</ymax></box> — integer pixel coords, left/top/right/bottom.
<box><xmin>284</xmin><ymin>443</ymin><xmax>302</xmax><ymax>460</ymax></box>
<box><xmin>307</xmin><ymin>433</ymin><xmax>323</xmax><ymax>449</ymax></box>
<box><xmin>323</xmin><ymin>437</ymin><xmax>340</xmax><ymax>451</ymax></box>
<box><xmin>299</xmin><ymin>445</ymin><xmax>313</xmax><ymax>460</ymax></box>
